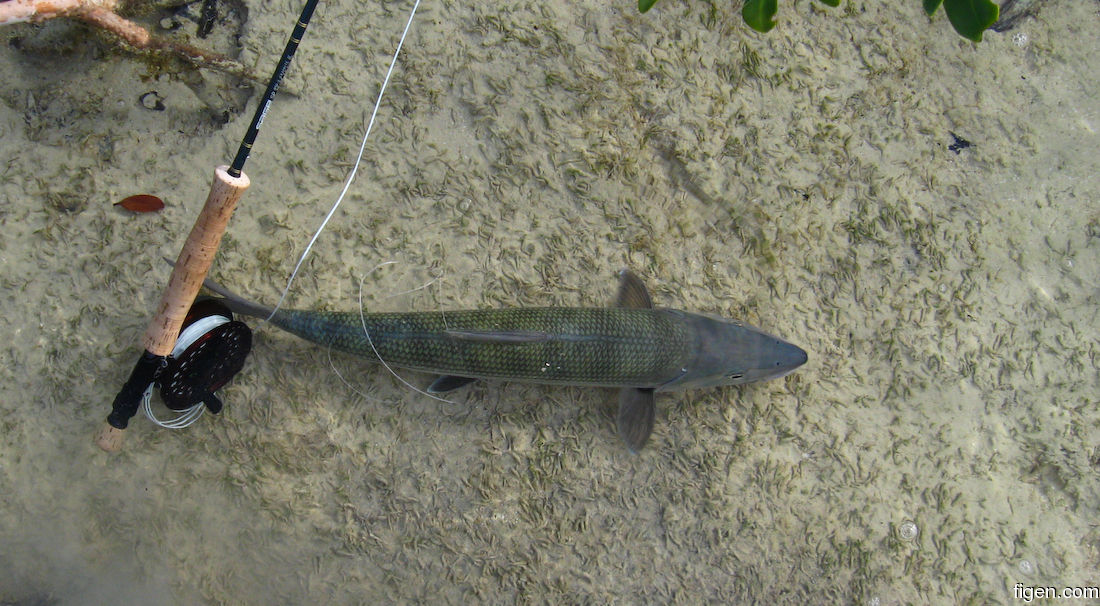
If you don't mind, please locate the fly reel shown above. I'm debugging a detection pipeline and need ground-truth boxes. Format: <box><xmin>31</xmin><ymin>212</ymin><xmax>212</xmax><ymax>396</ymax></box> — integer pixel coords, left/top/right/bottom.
<box><xmin>145</xmin><ymin>298</ymin><xmax>252</xmax><ymax>427</ymax></box>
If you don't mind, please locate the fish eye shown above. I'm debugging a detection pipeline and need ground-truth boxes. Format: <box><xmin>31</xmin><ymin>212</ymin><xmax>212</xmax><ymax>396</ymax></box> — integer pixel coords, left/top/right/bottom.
<box><xmin>727</xmin><ymin>372</ymin><xmax>743</xmax><ymax>380</ymax></box>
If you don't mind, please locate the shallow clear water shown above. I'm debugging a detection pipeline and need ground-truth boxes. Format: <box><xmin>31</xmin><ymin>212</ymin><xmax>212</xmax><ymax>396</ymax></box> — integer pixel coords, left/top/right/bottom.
<box><xmin>0</xmin><ymin>0</ymin><xmax>1097</xmax><ymax>603</ymax></box>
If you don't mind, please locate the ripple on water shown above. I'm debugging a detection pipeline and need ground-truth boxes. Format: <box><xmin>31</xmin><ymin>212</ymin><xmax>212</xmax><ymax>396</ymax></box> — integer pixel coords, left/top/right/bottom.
<box><xmin>1019</xmin><ymin>559</ymin><xmax>1036</xmax><ymax>576</ymax></box>
<box><xmin>898</xmin><ymin>520</ymin><xmax>919</xmax><ymax>542</ymax></box>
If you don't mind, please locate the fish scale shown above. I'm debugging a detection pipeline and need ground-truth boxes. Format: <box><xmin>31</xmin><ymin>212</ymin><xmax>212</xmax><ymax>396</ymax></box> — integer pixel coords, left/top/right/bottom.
<box><xmin>268</xmin><ymin>307</ymin><xmax>696</xmax><ymax>388</ymax></box>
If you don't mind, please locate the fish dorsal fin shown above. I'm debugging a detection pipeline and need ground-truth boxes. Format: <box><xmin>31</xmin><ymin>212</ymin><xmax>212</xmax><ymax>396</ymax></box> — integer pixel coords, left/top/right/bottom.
<box><xmin>614</xmin><ymin>269</ymin><xmax>653</xmax><ymax>309</ymax></box>
<box><xmin>617</xmin><ymin>387</ymin><xmax>656</xmax><ymax>453</ymax></box>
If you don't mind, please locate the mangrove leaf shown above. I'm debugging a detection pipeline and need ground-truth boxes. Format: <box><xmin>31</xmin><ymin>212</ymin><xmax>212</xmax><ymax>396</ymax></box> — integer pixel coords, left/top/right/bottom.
<box><xmin>742</xmin><ymin>0</ymin><xmax>778</xmax><ymax>33</ymax></box>
<box><xmin>636</xmin><ymin>0</ymin><xmax>999</xmax><ymax>42</ymax></box>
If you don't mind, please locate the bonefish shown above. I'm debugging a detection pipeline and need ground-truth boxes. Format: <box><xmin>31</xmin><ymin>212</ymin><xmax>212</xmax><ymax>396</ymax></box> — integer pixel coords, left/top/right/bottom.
<box><xmin>204</xmin><ymin>270</ymin><xmax>807</xmax><ymax>451</ymax></box>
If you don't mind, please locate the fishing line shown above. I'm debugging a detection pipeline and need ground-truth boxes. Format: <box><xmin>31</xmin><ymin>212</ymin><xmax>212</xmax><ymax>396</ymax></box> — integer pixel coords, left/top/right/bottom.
<box><xmin>267</xmin><ymin>0</ymin><xmax>422</xmax><ymax>321</ymax></box>
<box><xmin>379</xmin><ymin>266</ymin><xmax>442</xmax><ymax>301</ymax></box>
<box><xmin>326</xmin><ymin>347</ymin><xmax>382</xmax><ymax>404</ymax></box>
<box><xmin>357</xmin><ymin>263</ymin><xmax>455</xmax><ymax>404</ymax></box>
<box><xmin>264</xmin><ymin>0</ymin><xmax>451</xmax><ymax>405</ymax></box>
<box><xmin>326</xmin><ymin>258</ymin><xmax>442</xmax><ymax>404</ymax></box>
<box><xmin>141</xmin><ymin>384</ymin><xmax>205</xmax><ymax>428</ymax></box>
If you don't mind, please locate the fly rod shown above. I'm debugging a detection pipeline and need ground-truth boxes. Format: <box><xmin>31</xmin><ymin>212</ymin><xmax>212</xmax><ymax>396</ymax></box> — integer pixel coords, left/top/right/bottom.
<box><xmin>95</xmin><ymin>0</ymin><xmax>321</xmax><ymax>452</ymax></box>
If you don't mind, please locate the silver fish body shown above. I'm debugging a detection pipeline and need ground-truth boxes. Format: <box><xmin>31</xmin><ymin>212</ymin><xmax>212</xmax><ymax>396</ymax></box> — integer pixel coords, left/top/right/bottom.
<box><xmin>256</xmin><ymin>306</ymin><xmax>806</xmax><ymax>390</ymax></box>
<box><xmin>204</xmin><ymin>270</ymin><xmax>807</xmax><ymax>451</ymax></box>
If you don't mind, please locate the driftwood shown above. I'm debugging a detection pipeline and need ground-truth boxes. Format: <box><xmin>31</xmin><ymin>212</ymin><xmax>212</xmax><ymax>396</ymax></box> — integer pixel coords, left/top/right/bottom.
<box><xmin>0</xmin><ymin>0</ymin><xmax>261</xmax><ymax>82</ymax></box>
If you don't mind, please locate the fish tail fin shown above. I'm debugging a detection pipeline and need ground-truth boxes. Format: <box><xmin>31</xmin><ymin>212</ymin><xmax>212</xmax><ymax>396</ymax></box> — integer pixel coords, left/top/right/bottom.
<box><xmin>161</xmin><ymin>256</ymin><xmax>274</xmax><ymax>318</ymax></box>
<box><xmin>201</xmin><ymin>276</ymin><xmax>275</xmax><ymax>320</ymax></box>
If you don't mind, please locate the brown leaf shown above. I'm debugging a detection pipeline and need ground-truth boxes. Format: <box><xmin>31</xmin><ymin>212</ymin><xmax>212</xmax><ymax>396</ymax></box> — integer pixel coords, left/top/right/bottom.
<box><xmin>115</xmin><ymin>194</ymin><xmax>165</xmax><ymax>213</ymax></box>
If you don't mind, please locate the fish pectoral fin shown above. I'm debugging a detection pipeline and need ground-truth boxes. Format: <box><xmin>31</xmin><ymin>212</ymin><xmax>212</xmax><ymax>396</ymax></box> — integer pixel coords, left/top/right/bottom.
<box><xmin>614</xmin><ymin>269</ymin><xmax>654</xmax><ymax>309</ymax></box>
<box><xmin>428</xmin><ymin>375</ymin><xmax>478</xmax><ymax>393</ymax></box>
<box><xmin>617</xmin><ymin>387</ymin><xmax>656</xmax><ymax>453</ymax></box>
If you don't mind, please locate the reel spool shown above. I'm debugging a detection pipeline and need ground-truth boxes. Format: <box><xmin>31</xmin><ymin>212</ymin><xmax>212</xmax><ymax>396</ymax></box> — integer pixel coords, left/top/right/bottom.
<box><xmin>144</xmin><ymin>298</ymin><xmax>252</xmax><ymax>428</ymax></box>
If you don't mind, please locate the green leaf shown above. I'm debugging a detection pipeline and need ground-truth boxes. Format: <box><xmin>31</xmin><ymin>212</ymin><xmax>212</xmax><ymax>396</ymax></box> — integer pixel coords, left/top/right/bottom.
<box><xmin>943</xmin><ymin>0</ymin><xmax>999</xmax><ymax>41</ymax></box>
<box><xmin>817</xmin><ymin>0</ymin><xmax>840</xmax><ymax>8</ymax></box>
<box><xmin>742</xmin><ymin>0</ymin><xmax>778</xmax><ymax>33</ymax></box>
<box><xmin>638</xmin><ymin>0</ymin><xmax>659</xmax><ymax>13</ymax></box>
<box><xmin>923</xmin><ymin>0</ymin><xmax>943</xmax><ymax>16</ymax></box>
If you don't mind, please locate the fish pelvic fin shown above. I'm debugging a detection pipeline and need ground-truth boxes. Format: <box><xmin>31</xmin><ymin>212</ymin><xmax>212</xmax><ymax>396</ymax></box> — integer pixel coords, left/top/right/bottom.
<box><xmin>428</xmin><ymin>375</ymin><xmax>478</xmax><ymax>393</ymax></box>
<box><xmin>617</xmin><ymin>387</ymin><xmax>656</xmax><ymax>453</ymax></box>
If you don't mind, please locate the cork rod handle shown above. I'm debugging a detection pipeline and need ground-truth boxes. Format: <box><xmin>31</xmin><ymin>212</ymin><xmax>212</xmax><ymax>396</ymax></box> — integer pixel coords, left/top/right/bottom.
<box><xmin>142</xmin><ymin>166</ymin><xmax>250</xmax><ymax>355</ymax></box>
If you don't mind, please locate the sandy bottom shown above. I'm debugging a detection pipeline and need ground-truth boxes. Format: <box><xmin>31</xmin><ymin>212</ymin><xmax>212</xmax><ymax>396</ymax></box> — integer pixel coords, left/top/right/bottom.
<box><xmin>0</xmin><ymin>0</ymin><xmax>1097</xmax><ymax>603</ymax></box>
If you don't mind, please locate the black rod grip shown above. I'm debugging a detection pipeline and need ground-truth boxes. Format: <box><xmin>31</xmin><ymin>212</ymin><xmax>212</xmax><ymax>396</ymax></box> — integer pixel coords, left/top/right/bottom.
<box><xmin>105</xmin><ymin>351</ymin><xmax>164</xmax><ymax>430</ymax></box>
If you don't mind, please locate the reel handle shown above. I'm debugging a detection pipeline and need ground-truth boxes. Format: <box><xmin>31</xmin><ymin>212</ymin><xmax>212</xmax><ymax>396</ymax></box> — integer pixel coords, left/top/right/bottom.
<box><xmin>96</xmin><ymin>166</ymin><xmax>250</xmax><ymax>453</ymax></box>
